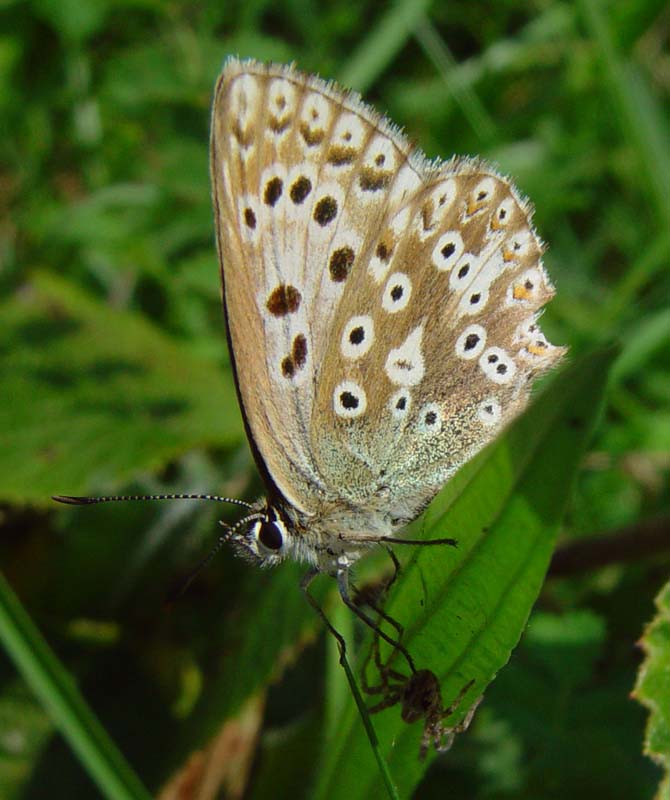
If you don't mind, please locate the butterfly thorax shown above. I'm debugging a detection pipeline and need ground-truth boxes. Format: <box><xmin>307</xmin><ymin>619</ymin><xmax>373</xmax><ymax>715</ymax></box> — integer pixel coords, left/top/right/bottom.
<box><xmin>226</xmin><ymin>496</ymin><xmax>408</xmax><ymax>575</ymax></box>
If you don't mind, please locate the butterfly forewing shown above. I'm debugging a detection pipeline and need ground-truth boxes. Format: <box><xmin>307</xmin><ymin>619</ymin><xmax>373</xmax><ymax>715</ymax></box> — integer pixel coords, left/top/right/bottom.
<box><xmin>211</xmin><ymin>58</ymin><xmax>564</xmax><ymax>535</ymax></box>
<box><xmin>211</xmin><ymin>60</ymin><xmax>425</xmax><ymax>513</ymax></box>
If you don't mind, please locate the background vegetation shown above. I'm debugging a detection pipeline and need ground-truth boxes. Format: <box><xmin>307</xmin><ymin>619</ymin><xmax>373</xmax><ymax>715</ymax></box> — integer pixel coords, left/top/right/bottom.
<box><xmin>1</xmin><ymin>0</ymin><xmax>669</xmax><ymax>797</ymax></box>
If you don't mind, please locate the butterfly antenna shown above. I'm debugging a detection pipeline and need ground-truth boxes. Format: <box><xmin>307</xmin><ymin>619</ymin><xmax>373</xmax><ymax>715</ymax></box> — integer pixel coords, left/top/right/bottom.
<box><xmin>166</xmin><ymin>524</ymin><xmax>231</xmax><ymax>603</ymax></box>
<box><xmin>52</xmin><ymin>493</ymin><xmax>254</xmax><ymax>510</ymax></box>
<box><xmin>219</xmin><ymin>513</ymin><xmax>264</xmax><ymax>539</ymax></box>
<box><xmin>167</xmin><ymin>513</ymin><xmax>264</xmax><ymax>603</ymax></box>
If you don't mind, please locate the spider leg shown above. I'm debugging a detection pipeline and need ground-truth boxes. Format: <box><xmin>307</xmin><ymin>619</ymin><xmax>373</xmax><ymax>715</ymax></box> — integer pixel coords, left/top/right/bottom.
<box><xmin>354</xmin><ymin>586</ymin><xmax>404</xmax><ymax>642</ymax></box>
<box><xmin>434</xmin><ymin>692</ymin><xmax>484</xmax><ymax>754</ymax></box>
<box><xmin>383</xmin><ymin>546</ymin><xmax>402</xmax><ymax>593</ymax></box>
<box><xmin>447</xmin><ymin>694</ymin><xmax>484</xmax><ymax>734</ymax></box>
<box><xmin>353</xmin><ymin>548</ymin><xmax>405</xmax><ymax>643</ymax></box>
<box><xmin>440</xmin><ymin>678</ymin><xmax>476</xmax><ymax>720</ymax></box>
<box><xmin>435</xmin><ymin>728</ymin><xmax>457</xmax><ymax>755</ymax></box>
<box><xmin>368</xmin><ymin>687</ymin><xmax>403</xmax><ymax>714</ymax></box>
<box><xmin>360</xmin><ymin>594</ymin><xmax>391</xmax><ymax>694</ymax></box>
<box><xmin>360</xmin><ymin>601</ymin><xmax>396</xmax><ymax>695</ymax></box>
<box><xmin>419</xmin><ymin>724</ymin><xmax>433</xmax><ymax>761</ymax></box>
<box><xmin>337</xmin><ymin>567</ymin><xmax>416</xmax><ymax>674</ymax></box>
<box><xmin>358</xmin><ymin>547</ymin><xmax>404</xmax><ymax>641</ymax></box>
<box><xmin>360</xmin><ymin>647</ymin><xmax>389</xmax><ymax>696</ymax></box>
<box><xmin>360</xmin><ymin>621</ymin><xmax>408</xmax><ymax>695</ymax></box>
<box><xmin>360</xmin><ymin>550</ymin><xmax>413</xmax><ymax>696</ymax></box>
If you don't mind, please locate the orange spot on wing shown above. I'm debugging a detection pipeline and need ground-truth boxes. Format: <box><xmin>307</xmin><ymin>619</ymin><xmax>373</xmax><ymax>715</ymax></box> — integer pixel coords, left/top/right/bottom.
<box><xmin>466</xmin><ymin>199</ymin><xmax>486</xmax><ymax>216</ymax></box>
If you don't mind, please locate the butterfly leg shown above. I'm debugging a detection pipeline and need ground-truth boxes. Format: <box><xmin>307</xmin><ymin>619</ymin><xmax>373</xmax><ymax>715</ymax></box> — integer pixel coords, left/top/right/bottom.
<box><xmin>361</xmin><ymin>621</ymin><xmax>406</xmax><ymax>697</ymax></box>
<box><xmin>300</xmin><ymin>568</ymin><xmax>348</xmax><ymax>663</ymax></box>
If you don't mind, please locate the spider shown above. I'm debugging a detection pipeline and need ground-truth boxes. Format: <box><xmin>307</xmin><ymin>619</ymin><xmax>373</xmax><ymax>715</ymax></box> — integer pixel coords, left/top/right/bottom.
<box><xmin>364</xmin><ymin>663</ymin><xmax>481</xmax><ymax>760</ymax></box>
<box><xmin>356</xmin><ymin>553</ymin><xmax>481</xmax><ymax>759</ymax></box>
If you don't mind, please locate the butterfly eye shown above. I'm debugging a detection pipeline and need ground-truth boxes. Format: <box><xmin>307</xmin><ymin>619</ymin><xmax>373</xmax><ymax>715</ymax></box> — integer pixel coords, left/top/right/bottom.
<box><xmin>258</xmin><ymin>520</ymin><xmax>283</xmax><ymax>551</ymax></box>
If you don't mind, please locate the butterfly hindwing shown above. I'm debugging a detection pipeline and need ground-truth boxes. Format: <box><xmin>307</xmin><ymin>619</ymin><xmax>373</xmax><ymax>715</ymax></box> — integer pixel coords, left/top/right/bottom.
<box><xmin>311</xmin><ymin>163</ymin><xmax>564</xmax><ymax>522</ymax></box>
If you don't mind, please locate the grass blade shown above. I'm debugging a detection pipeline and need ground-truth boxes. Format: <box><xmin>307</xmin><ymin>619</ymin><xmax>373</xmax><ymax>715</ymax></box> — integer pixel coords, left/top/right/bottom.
<box><xmin>580</xmin><ymin>0</ymin><xmax>670</xmax><ymax>227</ymax></box>
<box><xmin>338</xmin><ymin>0</ymin><xmax>432</xmax><ymax>91</ymax></box>
<box><xmin>0</xmin><ymin>572</ymin><xmax>151</xmax><ymax>800</ymax></box>
<box><xmin>413</xmin><ymin>15</ymin><xmax>496</xmax><ymax>142</ymax></box>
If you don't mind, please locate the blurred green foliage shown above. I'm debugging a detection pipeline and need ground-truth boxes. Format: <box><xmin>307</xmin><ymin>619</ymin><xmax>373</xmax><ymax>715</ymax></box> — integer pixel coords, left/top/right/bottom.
<box><xmin>1</xmin><ymin>0</ymin><xmax>669</xmax><ymax>798</ymax></box>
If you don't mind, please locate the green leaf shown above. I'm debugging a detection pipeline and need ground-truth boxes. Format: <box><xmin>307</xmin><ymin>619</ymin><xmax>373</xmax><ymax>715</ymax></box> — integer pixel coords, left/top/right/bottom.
<box><xmin>634</xmin><ymin>581</ymin><xmax>670</xmax><ymax>800</ymax></box>
<box><xmin>313</xmin><ymin>348</ymin><xmax>615</xmax><ymax>799</ymax></box>
<box><xmin>0</xmin><ymin>273</ymin><xmax>241</xmax><ymax>504</ymax></box>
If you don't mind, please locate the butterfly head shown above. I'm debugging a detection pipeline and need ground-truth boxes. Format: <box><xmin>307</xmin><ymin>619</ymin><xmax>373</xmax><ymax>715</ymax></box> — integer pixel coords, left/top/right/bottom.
<box><xmin>224</xmin><ymin>504</ymin><xmax>293</xmax><ymax>568</ymax></box>
<box><xmin>223</xmin><ymin>501</ymin><xmax>368</xmax><ymax>572</ymax></box>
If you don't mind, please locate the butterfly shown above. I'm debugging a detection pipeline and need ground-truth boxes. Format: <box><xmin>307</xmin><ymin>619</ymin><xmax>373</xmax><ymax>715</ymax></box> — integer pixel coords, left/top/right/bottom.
<box><xmin>209</xmin><ymin>58</ymin><xmax>562</xmax><ymax>584</ymax></box>
<box><xmin>57</xmin><ymin>58</ymin><xmax>563</xmax><ymax>651</ymax></box>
